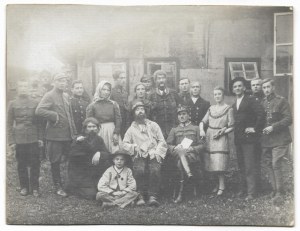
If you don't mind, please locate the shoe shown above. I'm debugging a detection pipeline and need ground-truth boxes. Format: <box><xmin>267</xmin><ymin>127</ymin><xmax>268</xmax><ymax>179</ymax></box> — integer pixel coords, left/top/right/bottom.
<box><xmin>272</xmin><ymin>193</ymin><xmax>284</xmax><ymax>206</ymax></box>
<box><xmin>216</xmin><ymin>188</ymin><xmax>225</xmax><ymax>196</ymax></box>
<box><xmin>236</xmin><ymin>190</ymin><xmax>245</xmax><ymax>198</ymax></box>
<box><xmin>20</xmin><ymin>188</ymin><xmax>28</xmax><ymax>196</ymax></box>
<box><xmin>148</xmin><ymin>196</ymin><xmax>160</xmax><ymax>207</ymax></box>
<box><xmin>56</xmin><ymin>188</ymin><xmax>68</xmax><ymax>197</ymax></box>
<box><xmin>245</xmin><ymin>194</ymin><xmax>255</xmax><ymax>201</ymax></box>
<box><xmin>211</xmin><ymin>186</ymin><xmax>218</xmax><ymax>194</ymax></box>
<box><xmin>102</xmin><ymin>202</ymin><xmax>114</xmax><ymax>208</ymax></box>
<box><xmin>136</xmin><ymin>195</ymin><xmax>146</xmax><ymax>206</ymax></box>
<box><xmin>32</xmin><ymin>190</ymin><xmax>40</xmax><ymax>197</ymax></box>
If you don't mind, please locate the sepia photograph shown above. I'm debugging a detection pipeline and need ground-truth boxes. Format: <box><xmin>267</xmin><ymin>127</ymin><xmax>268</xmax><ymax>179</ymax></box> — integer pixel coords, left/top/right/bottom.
<box><xmin>5</xmin><ymin>2</ymin><xmax>295</xmax><ymax>226</ymax></box>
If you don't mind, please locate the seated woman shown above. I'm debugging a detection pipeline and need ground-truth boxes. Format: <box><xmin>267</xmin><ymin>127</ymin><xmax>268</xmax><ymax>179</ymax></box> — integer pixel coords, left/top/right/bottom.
<box><xmin>86</xmin><ymin>81</ymin><xmax>122</xmax><ymax>154</ymax></box>
<box><xmin>96</xmin><ymin>150</ymin><xmax>139</xmax><ymax>208</ymax></box>
<box><xmin>66</xmin><ymin>117</ymin><xmax>111</xmax><ymax>200</ymax></box>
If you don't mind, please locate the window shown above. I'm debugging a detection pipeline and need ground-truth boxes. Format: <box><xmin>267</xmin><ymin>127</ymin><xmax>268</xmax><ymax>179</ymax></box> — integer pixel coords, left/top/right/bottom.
<box><xmin>145</xmin><ymin>58</ymin><xmax>179</xmax><ymax>89</ymax></box>
<box><xmin>274</xmin><ymin>12</ymin><xmax>293</xmax><ymax>76</ymax></box>
<box><xmin>224</xmin><ymin>58</ymin><xmax>261</xmax><ymax>94</ymax></box>
<box><xmin>229</xmin><ymin>62</ymin><xmax>259</xmax><ymax>80</ymax></box>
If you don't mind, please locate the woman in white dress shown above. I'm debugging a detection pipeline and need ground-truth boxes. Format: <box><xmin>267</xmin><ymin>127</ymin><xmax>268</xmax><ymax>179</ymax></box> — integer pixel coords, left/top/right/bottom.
<box><xmin>199</xmin><ymin>86</ymin><xmax>234</xmax><ymax>196</ymax></box>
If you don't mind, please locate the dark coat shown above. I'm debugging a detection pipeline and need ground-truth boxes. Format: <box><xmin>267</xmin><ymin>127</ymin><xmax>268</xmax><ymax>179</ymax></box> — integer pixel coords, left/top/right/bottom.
<box><xmin>187</xmin><ymin>96</ymin><xmax>210</xmax><ymax>126</ymax></box>
<box><xmin>261</xmin><ymin>93</ymin><xmax>292</xmax><ymax>147</ymax></box>
<box><xmin>232</xmin><ymin>95</ymin><xmax>265</xmax><ymax>144</ymax></box>
<box><xmin>67</xmin><ymin>134</ymin><xmax>111</xmax><ymax>196</ymax></box>
<box><xmin>7</xmin><ymin>96</ymin><xmax>43</xmax><ymax>144</ymax></box>
<box><xmin>70</xmin><ymin>95</ymin><xmax>89</xmax><ymax>134</ymax></box>
<box><xmin>35</xmin><ymin>88</ymin><xmax>77</xmax><ymax>141</ymax></box>
<box><xmin>149</xmin><ymin>88</ymin><xmax>183</xmax><ymax>138</ymax></box>
<box><xmin>110</xmin><ymin>86</ymin><xmax>129</xmax><ymax>137</ymax></box>
<box><xmin>178</xmin><ymin>92</ymin><xmax>191</xmax><ymax>106</ymax></box>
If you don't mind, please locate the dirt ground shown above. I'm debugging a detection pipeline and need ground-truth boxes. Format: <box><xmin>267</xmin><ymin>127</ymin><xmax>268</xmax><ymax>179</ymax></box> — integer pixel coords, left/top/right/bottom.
<box><xmin>6</xmin><ymin>152</ymin><xmax>294</xmax><ymax>226</ymax></box>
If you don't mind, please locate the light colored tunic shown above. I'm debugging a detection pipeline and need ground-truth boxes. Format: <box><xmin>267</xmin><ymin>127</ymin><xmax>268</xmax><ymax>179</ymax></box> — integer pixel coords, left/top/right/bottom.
<box><xmin>97</xmin><ymin>166</ymin><xmax>139</xmax><ymax>208</ymax></box>
<box><xmin>202</xmin><ymin>104</ymin><xmax>234</xmax><ymax>172</ymax></box>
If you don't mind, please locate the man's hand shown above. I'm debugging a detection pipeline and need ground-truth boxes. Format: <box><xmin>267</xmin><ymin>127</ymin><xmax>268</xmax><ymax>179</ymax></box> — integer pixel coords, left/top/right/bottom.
<box><xmin>92</xmin><ymin>152</ymin><xmax>101</xmax><ymax>165</ymax></box>
<box><xmin>76</xmin><ymin>136</ymin><xmax>85</xmax><ymax>142</ymax></box>
<box><xmin>112</xmin><ymin>134</ymin><xmax>119</xmax><ymax>145</ymax></box>
<box><xmin>174</xmin><ymin>144</ymin><xmax>183</xmax><ymax>151</ymax></box>
<box><xmin>38</xmin><ymin>140</ymin><xmax>44</xmax><ymax>148</ymax></box>
<box><xmin>112</xmin><ymin>191</ymin><xmax>123</xmax><ymax>196</ymax></box>
<box><xmin>135</xmin><ymin>146</ymin><xmax>142</xmax><ymax>157</ymax></box>
<box><xmin>245</xmin><ymin>127</ymin><xmax>255</xmax><ymax>134</ymax></box>
<box><xmin>263</xmin><ymin>126</ymin><xmax>274</xmax><ymax>135</ymax></box>
<box><xmin>200</xmin><ymin>130</ymin><xmax>206</xmax><ymax>137</ymax></box>
<box><xmin>155</xmin><ymin>154</ymin><xmax>162</xmax><ymax>164</ymax></box>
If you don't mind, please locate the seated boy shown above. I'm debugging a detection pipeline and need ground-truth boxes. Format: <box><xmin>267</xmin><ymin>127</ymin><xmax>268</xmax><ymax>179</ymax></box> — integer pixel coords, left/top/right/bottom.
<box><xmin>96</xmin><ymin>150</ymin><xmax>139</xmax><ymax>208</ymax></box>
<box><xmin>166</xmin><ymin>106</ymin><xmax>205</xmax><ymax>203</ymax></box>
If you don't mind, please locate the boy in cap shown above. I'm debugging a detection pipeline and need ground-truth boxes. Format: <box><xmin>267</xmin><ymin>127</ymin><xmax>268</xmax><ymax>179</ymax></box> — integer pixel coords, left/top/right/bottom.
<box><xmin>123</xmin><ymin>102</ymin><xmax>167</xmax><ymax>206</ymax></box>
<box><xmin>140</xmin><ymin>74</ymin><xmax>155</xmax><ymax>99</ymax></box>
<box><xmin>167</xmin><ymin>105</ymin><xmax>205</xmax><ymax>203</ymax></box>
<box><xmin>36</xmin><ymin>72</ymin><xmax>77</xmax><ymax>197</ymax></box>
<box><xmin>96</xmin><ymin>150</ymin><xmax>139</xmax><ymax>208</ymax></box>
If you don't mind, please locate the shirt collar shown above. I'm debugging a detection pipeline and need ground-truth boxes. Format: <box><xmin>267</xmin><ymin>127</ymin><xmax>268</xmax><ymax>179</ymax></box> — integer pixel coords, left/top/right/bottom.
<box><xmin>179</xmin><ymin>121</ymin><xmax>191</xmax><ymax>127</ymax></box>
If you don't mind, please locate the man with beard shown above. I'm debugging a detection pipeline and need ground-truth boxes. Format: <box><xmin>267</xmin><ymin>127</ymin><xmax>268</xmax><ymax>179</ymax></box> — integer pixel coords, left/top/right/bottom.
<box><xmin>149</xmin><ymin>70</ymin><xmax>182</xmax><ymax>138</ymax></box>
<box><xmin>123</xmin><ymin>102</ymin><xmax>167</xmax><ymax>206</ymax></box>
<box><xmin>66</xmin><ymin>117</ymin><xmax>111</xmax><ymax>200</ymax></box>
<box><xmin>231</xmin><ymin>77</ymin><xmax>265</xmax><ymax>200</ymax></box>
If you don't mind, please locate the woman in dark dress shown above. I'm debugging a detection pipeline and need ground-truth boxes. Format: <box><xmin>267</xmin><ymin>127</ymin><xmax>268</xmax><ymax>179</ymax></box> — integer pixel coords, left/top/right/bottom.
<box><xmin>66</xmin><ymin>117</ymin><xmax>111</xmax><ymax>200</ymax></box>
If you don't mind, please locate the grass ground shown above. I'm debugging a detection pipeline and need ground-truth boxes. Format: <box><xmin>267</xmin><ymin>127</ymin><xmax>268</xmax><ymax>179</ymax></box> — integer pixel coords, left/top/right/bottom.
<box><xmin>6</xmin><ymin>152</ymin><xmax>294</xmax><ymax>226</ymax></box>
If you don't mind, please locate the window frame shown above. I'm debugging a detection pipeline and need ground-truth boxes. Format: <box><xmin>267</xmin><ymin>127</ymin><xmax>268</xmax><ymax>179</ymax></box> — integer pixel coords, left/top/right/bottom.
<box><xmin>274</xmin><ymin>12</ymin><xmax>293</xmax><ymax>76</ymax></box>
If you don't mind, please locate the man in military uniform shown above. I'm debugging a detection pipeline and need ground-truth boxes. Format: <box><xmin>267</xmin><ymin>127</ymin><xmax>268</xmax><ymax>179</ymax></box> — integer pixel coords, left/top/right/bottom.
<box><xmin>110</xmin><ymin>70</ymin><xmax>129</xmax><ymax>138</ymax></box>
<box><xmin>36</xmin><ymin>73</ymin><xmax>77</xmax><ymax>197</ymax></box>
<box><xmin>149</xmin><ymin>70</ymin><xmax>183</xmax><ymax>139</ymax></box>
<box><xmin>70</xmin><ymin>80</ymin><xmax>90</xmax><ymax>133</ymax></box>
<box><xmin>140</xmin><ymin>74</ymin><xmax>155</xmax><ymax>99</ymax></box>
<box><xmin>187</xmin><ymin>81</ymin><xmax>210</xmax><ymax>126</ymax></box>
<box><xmin>261</xmin><ymin>78</ymin><xmax>292</xmax><ymax>204</ymax></box>
<box><xmin>251</xmin><ymin>78</ymin><xmax>264</xmax><ymax>102</ymax></box>
<box><xmin>166</xmin><ymin>105</ymin><xmax>205</xmax><ymax>203</ymax></box>
<box><xmin>7</xmin><ymin>80</ymin><xmax>44</xmax><ymax>197</ymax></box>
<box><xmin>178</xmin><ymin>77</ymin><xmax>191</xmax><ymax>106</ymax></box>
<box><xmin>250</xmin><ymin>77</ymin><xmax>265</xmax><ymax>191</ymax></box>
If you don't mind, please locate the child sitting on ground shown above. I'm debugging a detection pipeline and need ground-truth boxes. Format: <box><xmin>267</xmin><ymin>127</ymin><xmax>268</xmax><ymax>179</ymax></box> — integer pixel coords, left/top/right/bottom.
<box><xmin>96</xmin><ymin>150</ymin><xmax>139</xmax><ymax>208</ymax></box>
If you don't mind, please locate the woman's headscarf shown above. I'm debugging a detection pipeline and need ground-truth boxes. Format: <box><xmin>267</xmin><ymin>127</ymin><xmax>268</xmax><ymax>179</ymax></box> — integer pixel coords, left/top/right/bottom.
<box><xmin>93</xmin><ymin>80</ymin><xmax>112</xmax><ymax>102</ymax></box>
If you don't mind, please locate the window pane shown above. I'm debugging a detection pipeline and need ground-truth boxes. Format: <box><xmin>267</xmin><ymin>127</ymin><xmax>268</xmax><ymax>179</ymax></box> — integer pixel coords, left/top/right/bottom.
<box><xmin>231</xmin><ymin>63</ymin><xmax>243</xmax><ymax>71</ymax></box>
<box><xmin>276</xmin><ymin>45</ymin><xmax>293</xmax><ymax>74</ymax></box>
<box><xmin>245</xmin><ymin>71</ymin><xmax>257</xmax><ymax>80</ymax></box>
<box><xmin>243</xmin><ymin>63</ymin><xmax>255</xmax><ymax>71</ymax></box>
<box><xmin>233</xmin><ymin>71</ymin><xmax>245</xmax><ymax>78</ymax></box>
<box><xmin>276</xmin><ymin>14</ymin><xmax>293</xmax><ymax>44</ymax></box>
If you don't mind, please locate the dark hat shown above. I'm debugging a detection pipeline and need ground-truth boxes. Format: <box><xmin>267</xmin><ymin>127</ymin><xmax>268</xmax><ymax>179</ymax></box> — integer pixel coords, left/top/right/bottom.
<box><xmin>177</xmin><ymin>105</ymin><xmax>189</xmax><ymax>114</ymax></box>
<box><xmin>111</xmin><ymin>149</ymin><xmax>131</xmax><ymax>158</ymax></box>
<box><xmin>53</xmin><ymin>72</ymin><xmax>68</xmax><ymax>81</ymax></box>
<box><xmin>131</xmin><ymin>101</ymin><xmax>145</xmax><ymax>112</ymax></box>
<box><xmin>140</xmin><ymin>74</ymin><xmax>153</xmax><ymax>82</ymax></box>
<box><xmin>230</xmin><ymin>77</ymin><xmax>247</xmax><ymax>88</ymax></box>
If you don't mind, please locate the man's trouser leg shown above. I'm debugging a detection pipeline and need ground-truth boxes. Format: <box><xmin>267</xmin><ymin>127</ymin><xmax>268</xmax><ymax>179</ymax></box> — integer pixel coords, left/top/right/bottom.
<box><xmin>132</xmin><ymin>157</ymin><xmax>147</xmax><ymax>196</ymax></box>
<box><xmin>236</xmin><ymin>143</ymin><xmax>256</xmax><ymax>196</ymax></box>
<box><xmin>28</xmin><ymin>143</ymin><xmax>40</xmax><ymax>190</ymax></box>
<box><xmin>148</xmin><ymin>157</ymin><xmax>162</xmax><ymax>198</ymax></box>
<box><xmin>16</xmin><ymin>144</ymin><xmax>30</xmax><ymax>190</ymax></box>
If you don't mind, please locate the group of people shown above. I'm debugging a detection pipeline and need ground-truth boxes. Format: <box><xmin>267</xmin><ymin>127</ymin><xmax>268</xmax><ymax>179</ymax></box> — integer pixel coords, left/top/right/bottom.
<box><xmin>7</xmin><ymin>69</ymin><xmax>292</xmax><ymax>208</ymax></box>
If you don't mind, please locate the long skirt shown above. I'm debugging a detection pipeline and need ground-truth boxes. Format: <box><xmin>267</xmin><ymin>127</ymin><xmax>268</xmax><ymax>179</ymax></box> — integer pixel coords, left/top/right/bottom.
<box><xmin>96</xmin><ymin>191</ymin><xmax>139</xmax><ymax>208</ymax></box>
<box><xmin>98</xmin><ymin>122</ymin><xmax>122</xmax><ymax>154</ymax></box>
